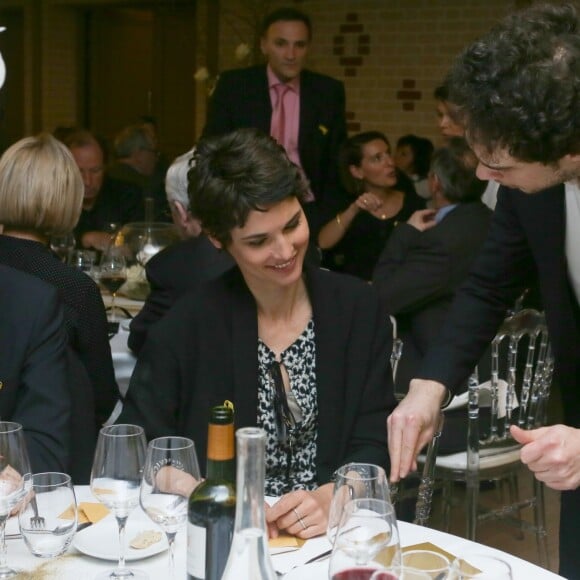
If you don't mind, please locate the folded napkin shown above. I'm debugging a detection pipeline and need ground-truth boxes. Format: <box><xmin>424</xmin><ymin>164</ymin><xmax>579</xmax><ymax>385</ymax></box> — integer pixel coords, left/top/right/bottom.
<box><xmin>268</xmin><ymin>533</ymin><xmax>306</xmax><ymax>549</ymax></box>
<box><xmin>402</xmin><ymin>542</ymin><xmax>481</xmax><ymax>575</ymax></box>
<box><xmin>59</xmin><ymin>502</ymin><xmax>110</xmax><ymax>524</ymax></box>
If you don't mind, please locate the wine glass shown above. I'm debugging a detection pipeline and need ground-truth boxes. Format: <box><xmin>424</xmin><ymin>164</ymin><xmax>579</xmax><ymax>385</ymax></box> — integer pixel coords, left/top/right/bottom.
<box><xmin>327</xmin><ymin>463</ymin><xmax>391</xmax><ymax>546</ymax></box>
<box><xmin>402</xmin><ymin>550</ymin><xmax>451</xmax><ymax>578</ymax></box>
<box><xmin>90</xmin><ymin>424</ymin><xmax>148</xmax><ymax>580</ymax></box>
<box><xmin>328</xmin><ymin>498</ymin><xmax>401</xmax><ymax>580</ymax></box>
<box><xmin>50</xmin><ymin>232</ymin><xmax>76</xmax><ymax>263</ymax></box>
<box><xmin>140</xmin><ymin>436</ymin><xmax>200</xmax><ymax>579</ymax></box>
<box><xmin>19</xmin><ymin>472</ymin><xmax>77</xmax><ymax>558</ymax></box>
<box><xmin>69</xmin><ymin>249</ymin><xmax>98</xmax><ymax>278</ymax></box>
<box><xmin>0</xmin><ymin>422</ymin><xmax>32</xmax><ymax>578</ymax></box>
<box><xmin>451</xmin><ymin>553</ymin><xmax>513</xmax><ymax>579</ymax></box>
<box><xmin>99</xmin><ymin>246</ymin><xmax>127</xmax><ymax>322</ymax></box>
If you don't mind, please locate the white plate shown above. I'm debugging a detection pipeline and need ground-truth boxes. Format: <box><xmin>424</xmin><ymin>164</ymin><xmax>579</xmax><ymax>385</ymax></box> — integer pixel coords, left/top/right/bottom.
<box><xmin>73</xmin><ymin>514</ymin><xmax>168</xmax><ymax>561</ymax></box>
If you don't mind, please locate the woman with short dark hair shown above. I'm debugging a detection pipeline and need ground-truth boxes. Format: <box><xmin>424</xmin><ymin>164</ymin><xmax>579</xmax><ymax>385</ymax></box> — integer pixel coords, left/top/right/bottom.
<box><xmin>120</xmin><ymin>128</ymin><xmax>394</xmax><ymax>539</ymax></box>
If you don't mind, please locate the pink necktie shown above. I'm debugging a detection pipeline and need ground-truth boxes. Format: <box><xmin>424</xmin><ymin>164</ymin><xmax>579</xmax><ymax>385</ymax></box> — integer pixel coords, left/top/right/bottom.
<box><xmin>271</xmin><ymin>83</ymin><xmax>290</xmax><ymax>146</ymax></box>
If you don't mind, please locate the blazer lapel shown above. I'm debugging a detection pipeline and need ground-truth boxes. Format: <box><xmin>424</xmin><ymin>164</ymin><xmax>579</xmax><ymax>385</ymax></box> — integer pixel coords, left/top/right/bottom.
<box><xmin>254</xmin><ymin>67</ymin><xmax>273</xmax><ymax>134</ymax></box>
<box><xmin>305</xmin><ymin>269</ymin><xmax>344</xmax><ymax>464</ymax></box>
<box><xmin>298</xmin><ymin>72</ymin><xmax>317</xmax><ymax>156</ymax></box>
<box><xmin>230</xmin><ymin>272</ymin><xmax>260</xmax><ymax>428</ymax></box>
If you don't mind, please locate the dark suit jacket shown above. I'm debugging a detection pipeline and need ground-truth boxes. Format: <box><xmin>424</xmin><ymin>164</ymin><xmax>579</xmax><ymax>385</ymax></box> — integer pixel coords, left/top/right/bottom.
<box><xmin>417</xmin><ymin>185</ymin><xmax>580</xmax><ymax>427</ymax></box>
<box><xmin>0</xmin><ymin>266</ymin><xmax>70</xmax><ymax>473</ymax></box>
<box><xmin>120</xmin><ymin>266</ymin><xmax>395</xmax><ymax>483</ymax></box>
<box><xmin>373</xmin><ymin>202</ymin><xmax>492</xmax><ymax>389</ymax></box>
<box><xmin>203</xmin><ymin>65</ymin><xmax>347</xmax><ymax>210</ymax></box>
<box><xmin>128</xmin><ymin>236</ymin><xmax>234</xmax><ymax>354</ymax></box>
<box><xmin>74</xmin><ymin>176</ymin><xmax>144</xmax><ymax>243</ymax></box>
<box><xmin>0</xmin><ymin>235</ymin><xmax>119</xmax><ymax>429</ymax></box>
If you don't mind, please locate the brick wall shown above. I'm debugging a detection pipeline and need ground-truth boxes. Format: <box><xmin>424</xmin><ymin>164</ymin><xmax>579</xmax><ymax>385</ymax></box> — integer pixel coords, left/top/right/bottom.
<box><xmin>0</xmin><ymin>0</ymin><xmax>540</xmax><ymax>147</ymax></box>
<box><xmin>212</xmin><ymin>0</ymin><xmax>518</xmax><ymax>147</ymax></box>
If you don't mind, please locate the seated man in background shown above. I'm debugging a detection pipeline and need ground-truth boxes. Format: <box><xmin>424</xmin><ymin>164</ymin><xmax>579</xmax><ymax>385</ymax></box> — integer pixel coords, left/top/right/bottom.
<box><xmin>0</xmin><ymin>265</ymin><xmax>71</xmax><ymax>473</ymax></box>
<box><xmin>63</xmin><ymin>129</ymin><xmax>143</xmax><ymax>251</ymax></box>
<box><xmin>373</xmin><ymin>138</ymin><xmax>491</xmax><ymax>452</ymax></box>
<box><xmin>108</xmin><ymin>124</ymin><xmax>170</xmax><ymax>222</ymax></box>
<box><xmin>128</xmin><ymin>148</ymin><xmax>233</xmax><ymax>354</ymax></box>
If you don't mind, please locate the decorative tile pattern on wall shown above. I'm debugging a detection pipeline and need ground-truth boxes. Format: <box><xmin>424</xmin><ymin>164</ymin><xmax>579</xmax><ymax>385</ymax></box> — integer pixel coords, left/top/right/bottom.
<box><xmin>396</xmin><ymin>79</ymin><xmax>422</xmax><ymax>112</ymax></box>
<box><xmin>333</xmin><ymin>12</ymin><xmax>368</xmax><ymax>77</ymax></box>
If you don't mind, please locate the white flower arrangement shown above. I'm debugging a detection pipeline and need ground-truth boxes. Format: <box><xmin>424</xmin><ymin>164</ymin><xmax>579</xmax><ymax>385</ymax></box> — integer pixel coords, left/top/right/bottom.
<box><xmin>234</xmin><ymin>42</ymin><xmax>251</xmax><ymax>62</ymax></box>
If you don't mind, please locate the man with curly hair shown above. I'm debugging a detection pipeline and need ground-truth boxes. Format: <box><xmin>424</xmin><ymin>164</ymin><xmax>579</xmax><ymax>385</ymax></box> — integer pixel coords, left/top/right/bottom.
<box><xmin>386</xmin><ymin>4</ymin><xmax>580</xmax><ymax>574</ymax></box>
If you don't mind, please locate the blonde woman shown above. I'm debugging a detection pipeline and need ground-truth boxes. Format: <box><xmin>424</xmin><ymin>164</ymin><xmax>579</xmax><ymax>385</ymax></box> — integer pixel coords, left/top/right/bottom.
<box><xmin>0</xmin><ymin>134</ymin><xmax>119</xmax><ymax>481</ymax></box>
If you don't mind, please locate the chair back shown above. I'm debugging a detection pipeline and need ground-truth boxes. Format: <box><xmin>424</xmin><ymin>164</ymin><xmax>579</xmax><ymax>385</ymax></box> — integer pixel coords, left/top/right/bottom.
<box><xmin>466</xmin><ymin>308</ymin><xmax>553</xmax><ymax>474</ymax></box>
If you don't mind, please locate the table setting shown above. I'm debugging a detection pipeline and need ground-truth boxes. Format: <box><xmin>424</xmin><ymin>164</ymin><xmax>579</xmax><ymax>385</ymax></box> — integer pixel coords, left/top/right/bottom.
<box><xmin>1</xmin><ymin>438</ymin><xmax>564</xmax><ymax>580</ymax></box>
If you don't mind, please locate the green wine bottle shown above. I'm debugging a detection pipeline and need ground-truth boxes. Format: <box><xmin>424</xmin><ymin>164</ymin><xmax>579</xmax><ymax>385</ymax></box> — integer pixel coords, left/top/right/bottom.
<box><xmin>187</xmin><ymin>404</ymin><xmax>236</xmax><ymax>580</ymax></box>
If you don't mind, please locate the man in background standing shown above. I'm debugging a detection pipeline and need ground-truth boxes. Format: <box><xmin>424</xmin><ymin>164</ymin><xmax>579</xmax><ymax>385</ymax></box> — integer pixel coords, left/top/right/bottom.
<box><xmin>203</xmin><ymin>7</ymin><xmax>347</xmax><ymax>234</ymax></box>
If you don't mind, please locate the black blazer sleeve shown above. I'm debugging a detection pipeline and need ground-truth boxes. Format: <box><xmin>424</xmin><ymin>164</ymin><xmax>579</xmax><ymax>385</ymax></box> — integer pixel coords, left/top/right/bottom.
<box><xmin>417</xmin><ymin>189</ymin><xmax>537</xmax><ymax>393</ymax></box>
<box><xmin>127</xmin><ymin>258</ymin><xmax>174</xmax><ymax>355</ymax></box>
<box><xmin>0</xmin><ymin>276</ymin><xmax>71</xmax><ymax>473</ymax></box>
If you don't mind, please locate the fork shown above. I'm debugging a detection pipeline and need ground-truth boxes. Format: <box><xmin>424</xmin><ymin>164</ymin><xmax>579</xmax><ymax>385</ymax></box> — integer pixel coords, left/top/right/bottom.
<box><xmin>29</xmin><ymin>496</ymin><xmax>45</xmax><ymax>529</ymax></box>
<box><xmin>275</xmin><ymin>548</ymin><xmax>332</xmax><ymax>577</ymax></box>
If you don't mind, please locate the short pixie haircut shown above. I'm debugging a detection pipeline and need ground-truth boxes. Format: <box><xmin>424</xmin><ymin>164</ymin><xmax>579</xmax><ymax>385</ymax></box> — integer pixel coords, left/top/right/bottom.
<box><xmin>0</xmin><ymin>133</ymin><xmax>84</xmax><ymax>236</ymax></box>
<box><xmin>189</xmin><ymin>128</ymin><xmax>308</xmax><ymax>247</ymax></box>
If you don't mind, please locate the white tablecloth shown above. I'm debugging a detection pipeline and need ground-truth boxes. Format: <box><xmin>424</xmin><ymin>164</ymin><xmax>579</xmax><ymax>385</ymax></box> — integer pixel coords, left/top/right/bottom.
<box><xmin>6</xmin><ymin>487</ymin><xmax>562</xmax><ymax>579</ymax></box>
<box><xmin>110</xmin><ymin>324</ymin><xmax>136</xmax><ymax>397</ymax></box>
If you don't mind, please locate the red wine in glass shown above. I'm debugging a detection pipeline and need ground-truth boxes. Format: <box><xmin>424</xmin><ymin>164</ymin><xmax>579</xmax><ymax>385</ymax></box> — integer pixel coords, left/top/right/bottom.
<box><xmin>100</xmin><ymin>274</ymin><xmax>126</xmax><ymax>294</ymax></box>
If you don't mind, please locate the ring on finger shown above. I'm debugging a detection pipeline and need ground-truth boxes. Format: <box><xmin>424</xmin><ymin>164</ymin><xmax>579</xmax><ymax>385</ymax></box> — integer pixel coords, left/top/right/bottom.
<box><xmin>293</xmin><ymin>507</ymin><xmax>308</xmax><ymax>530</ymax></box>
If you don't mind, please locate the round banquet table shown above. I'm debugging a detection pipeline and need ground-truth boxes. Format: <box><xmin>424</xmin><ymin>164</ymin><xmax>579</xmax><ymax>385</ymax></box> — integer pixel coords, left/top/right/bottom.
<box><xmin>4</xmin><ymin>486</ymin><xmax>563</xmax><ymax>579</ymax></box>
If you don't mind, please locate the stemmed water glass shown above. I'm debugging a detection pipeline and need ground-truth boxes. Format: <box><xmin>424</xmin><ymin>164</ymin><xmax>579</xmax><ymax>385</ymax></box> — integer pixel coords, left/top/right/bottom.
<box><xmin>50</xmin><ymin>232</ymin><xmax>76</xmax><ymax>263</ymax></box>
<box><xmin>19</xmin><ymin>472</ymin><xmax>77</xmax><ymax>558</ymax></box>
<box><xmin>140</xmin><ymin>436</ymin><xmax>200</xmax><ymax>579</ymax></box>
<box><xmin>328</xmin><ymin>498</ymin><xmax>401</xmax><ymax>580</ymax></box>
<box><xmin>99</xmin><ymin>246</ymin><xmax>127</xmax><ymax>322</ymax></box>
<box><xmin>451</xmin><ymin>553</ymin><xmax>513</xmax><ymax>579</ymax></box>
<box><xmin>90</xmin><ymin>424</ymin><xmax>148</xmax><ymax>580</ymax></box>
<box><xmin>0</xmin><ymin>422</ymin><xmax>32</xmax><ymax>579</ymax></box>
<box><xmin>327</xmin><ymin>463</ymin><xmax>391</xmax><ymax>547</ymax></box>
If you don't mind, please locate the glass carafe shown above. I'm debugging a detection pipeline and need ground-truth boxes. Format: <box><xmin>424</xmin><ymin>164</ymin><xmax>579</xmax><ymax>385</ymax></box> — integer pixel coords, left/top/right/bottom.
<box><xmin>221</xmin><ymin>427</ymin><xmax>276</xmax><ymax>580</ymax></box>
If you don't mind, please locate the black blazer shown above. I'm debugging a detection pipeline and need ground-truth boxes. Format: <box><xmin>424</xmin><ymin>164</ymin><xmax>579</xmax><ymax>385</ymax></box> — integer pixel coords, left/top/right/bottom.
<box><xmin>417</xmin><ymin>185</ymin><xmax>580</xmax><ymax>426</ymax></box>
<box><xmin>0</xmin><ymin>266</ymin><xmax>70</xmax><ymax>473</ymax></box>
<box><xmin>203</xmin><ymin>65</ymin><xmax>347</xmax><ymax>207</ymax></box>
<box><xmin>128</xmin><ymin>236</ymin><xmax>234</xmax><ymax>354</ymax></box>
<box><xmin>120</xmin><ymin>266</ymin><xmax>395</xmax><ymax>483</ymax></box>
<box><xmin>0</xmin><ymin>235</ymin><xmax>119</xmax><ymax>428</ymax></box>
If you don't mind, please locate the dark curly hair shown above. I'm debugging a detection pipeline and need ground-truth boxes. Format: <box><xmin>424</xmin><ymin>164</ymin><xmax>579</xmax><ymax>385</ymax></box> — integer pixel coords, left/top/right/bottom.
<box><xmin>447</xmin><ymin>2</ymin><xmax>580</xmax><ymax>163</ymax></box>
<box><xmin>188</xmin><ymin>128</ymin><xmax>308</xmax><ymax>247</ymax></box>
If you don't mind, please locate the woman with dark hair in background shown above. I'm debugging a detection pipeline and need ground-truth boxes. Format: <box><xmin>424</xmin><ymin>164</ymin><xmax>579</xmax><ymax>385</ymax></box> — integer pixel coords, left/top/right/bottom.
<box><xmin>394</xmin><ymin>134</ymin><xmax>434</xmax><ymax>202</ymax></box>
<box><xmin>318</xmin><ymin>131</ymin><xmax>425</xmax><ymax>280</ymax></box>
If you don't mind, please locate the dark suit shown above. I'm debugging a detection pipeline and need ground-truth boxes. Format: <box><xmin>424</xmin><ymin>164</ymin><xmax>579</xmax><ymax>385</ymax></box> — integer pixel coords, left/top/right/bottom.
<box><xmin>373</xmin><ymin>202</ymin><xmax>492</xmax><ymax>454</ymax></box>
<box><xmin>0</xmin><ymin>266</ymin><xmax>70</xmax><ymax>473</ymax></box>
<box><xmin>414</xmin><ymin>185</ymin><xmax>580</xmax><ymax>576</ymax></box>
<box><xmin>74</xmin><ymin>176</ymin><xmax>144</xmax><ymax>243</ymax></box>
<box><xmin>373</xmin><ymin>202</ymin><xmax>492</xmax><ymax>391</ymax></box>
<box><xmin>120</xmin><ymin>266</ymin><xmax>395</xmax><ymax>484</ymax></box>
<box><xmin>203</xmin><ymin>65</ymin><xmax>347</xmax><ymax>228</ymax></box>
<box><xmin>128</xmin><ymin>236</ymin><xmax>234</xmax><ymax>354</ymax></box>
